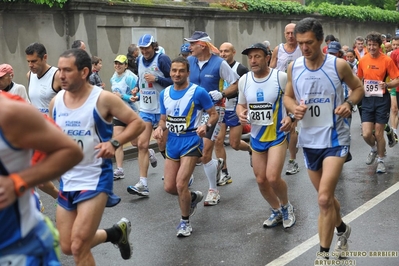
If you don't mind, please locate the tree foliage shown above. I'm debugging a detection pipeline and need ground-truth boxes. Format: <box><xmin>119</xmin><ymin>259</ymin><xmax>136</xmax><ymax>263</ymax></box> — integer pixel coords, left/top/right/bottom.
<box><xmin>0</xmin><ymin>0</ymin><xmax>68</xmax><ymax>7</ymax></box>
<box><xmin>306</xmin><ymin>0</ymin><xmax>396</xmax><ymax>10</ymax></box>
<box><xmin>221</xmin><ymin>0</ymin><xmax>399</xmax><ymax>23</ymax></box>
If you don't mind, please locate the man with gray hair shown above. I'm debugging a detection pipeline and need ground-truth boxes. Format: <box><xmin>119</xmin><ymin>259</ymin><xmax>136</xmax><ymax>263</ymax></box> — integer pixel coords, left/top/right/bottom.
<box><xmin>270</xmin><ymin>23</ymin><xmax>303</xmax><ymax>176</ymax></box>
<box><xmin>184</xmin><ymin>31</ymin><xmax>239</xmax><ymax>205</ymax></box>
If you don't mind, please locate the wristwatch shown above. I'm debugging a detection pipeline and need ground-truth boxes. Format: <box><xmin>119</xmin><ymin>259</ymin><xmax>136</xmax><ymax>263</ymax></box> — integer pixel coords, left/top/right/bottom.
<box><xmin>206</xmin><ymin>123</ymin><xmax>212</xmax><ymax>132</ymax></box>
<box><xmin>222</xmin><ymin>92</ymin><xmax>226</xmax><ymax>98</ymax></box>
<box><xmin>110</xmin><ymin>139</ymin><xmax>120</xmax><ymax>149</ymax></box>
<box><xmin>155</xmin><ymin>76</ymin><xmax>159</xmax><ymax>82</ymax></box>
<box><xmin>288</xmin><ymin>113</ymin><xmax>296</xmax><ymax>122</ymax></box>
<box><xmin>345</xmin><ymin>100</ymin><xmax>355</xmax><ymax>111</ymax></box>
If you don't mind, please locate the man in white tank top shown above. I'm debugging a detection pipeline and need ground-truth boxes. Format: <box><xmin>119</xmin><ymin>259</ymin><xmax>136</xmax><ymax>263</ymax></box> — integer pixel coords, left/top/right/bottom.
<box><xmin>25</xmin><ymin>42</ymin><xmax>62</xmax><ymax>115</ymax></box>
<box><xmin>25</xmin><ymin>43</ymin><xmax>61</xmax><ymax>206</ymax></box>
<box><xmin>127</xmin><ymin>34</ymin><xmax>173</xmax><ymax>197</ymax></box>
<box><xmin>284</xmin><ymin>18</ymin><xmax>364</xmax><ymax>262</ymax></box>
<box><xmin>270</xmin><ymin>23</ymin><xmax>303</xmax><ymax>176</ymax></box>
<box><xmin>50</xmin><ymin>49</ymin><xmax>145</xmax><ymax>265</ymax></box>
<box><xmin>236</xmin><ymin>42</ymin><xmax>296</xmax><ymax>230</ymax></box>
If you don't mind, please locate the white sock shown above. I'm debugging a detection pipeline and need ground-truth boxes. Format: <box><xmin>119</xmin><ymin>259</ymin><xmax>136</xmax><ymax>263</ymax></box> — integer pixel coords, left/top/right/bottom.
<box><xmin>203</xmin><ymin>159</ymin><xmax>218</xmax><ymax>190</ymax></box>
<box><xmin>140</xmin><ymin>177</ymin><xmax>148</xmax><ymax>186</ymax></box>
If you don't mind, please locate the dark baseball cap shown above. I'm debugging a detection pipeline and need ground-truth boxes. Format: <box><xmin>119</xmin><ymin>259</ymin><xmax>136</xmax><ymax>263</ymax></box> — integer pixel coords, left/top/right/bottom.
<box><xmin>241</xmin><ymin>43</ymin><xmax>269</xmax><ymax>55</ymax></box>
<box><xmin>327</xmin><ymin>41</ymin><xmax>342</xmax><ymax>54</ymax></box>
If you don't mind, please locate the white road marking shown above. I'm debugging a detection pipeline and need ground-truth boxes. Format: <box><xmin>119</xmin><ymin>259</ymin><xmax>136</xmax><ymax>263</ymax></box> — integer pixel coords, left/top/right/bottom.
<box><xmin>266</xmin><ymin>182</ymin><xmax>399</xmax><ymax>266</ymax></box>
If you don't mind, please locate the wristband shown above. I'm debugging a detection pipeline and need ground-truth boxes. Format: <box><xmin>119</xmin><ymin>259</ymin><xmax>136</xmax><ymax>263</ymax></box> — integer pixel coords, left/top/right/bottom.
<box><xmin>9</xmin><ymin>173</ymin><xmax>28</xmax><ymax>197</ymax></box>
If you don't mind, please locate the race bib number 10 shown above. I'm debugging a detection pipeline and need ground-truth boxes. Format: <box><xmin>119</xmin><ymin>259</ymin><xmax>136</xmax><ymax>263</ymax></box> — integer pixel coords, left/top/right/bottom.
<box><xmin>301</xmin><ymin>96</ymin><xmax>333</xmax><ymax>128</ymax></box>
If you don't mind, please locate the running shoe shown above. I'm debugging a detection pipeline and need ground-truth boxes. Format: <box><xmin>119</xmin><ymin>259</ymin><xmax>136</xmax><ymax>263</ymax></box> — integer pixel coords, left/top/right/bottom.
<box><xmin>127</xmin><ymin>180</ymin><xmax>149</xmax><ymax>197</ymax></box>
<box><xmin>333</xmin><ymin>224</ymin><xmax>351</xmax><ymax>258</ymax></box>
<box><xmin>189</xmin><ymin>191</ymin><xmax>203</xmax><ymax>217</ymax></box>
<box><xmin>204</xmin><ymin>189</ymin><xmax>220</xmax><ymax>206</ymax></box>
<box><xmin>149</xmin><ymin>149</ymin><xmax>158</xmax><ymax>168</ymax></box>
<box><xmin>281</xmin><ymin>203</ymin><xmax>296</xmax><ymax>228</ymax></box>
<box><xmin>176</xmin><ymin>219</ymin><xmax>192</xmax><ymax>237</ymax></box>
<box><xmin>387</xmin><ymin>129</ymin><xmax>397</xmax><ymax>148</ymax></box>
<box><xmin>366</xmin><ymin>150</ymin><xmax>377</xmax><ymax>165</ymax></box>
<box><xmin>286</xmin><ymin>160</ymin><xmax>299</xmax><ymax>175</ymax></box>
<box><xmin>113</xmin><ymin>168</ymin><xmax>125</xmax><ymax>180</ymax></box>
<box><xmin>376</xmin><ymin>161</ymin><xmax>386</xmax><ymax>174</ymax></box>
<box><xmin>217</xmin><ymin>173</ymin><xmax>232</xmax><ymax>186</ymax></box>
<box><xmin>113</xmin><ymin>217</ymin><xmax>133</xmax><ymax>260</ymax></box>
<box><xmin>263</xmin><ymin>208</ymin><xmax>282</xmax><ymax>228</ymax></box>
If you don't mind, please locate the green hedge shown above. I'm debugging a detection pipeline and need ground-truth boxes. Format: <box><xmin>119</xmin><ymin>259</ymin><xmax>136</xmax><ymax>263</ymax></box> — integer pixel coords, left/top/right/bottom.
<box><xmin>234</xmin><ymin>0</ymin><xmax>399</xmax><ymax>23</ymax></box>
<box><xmin>0</xmin><ymin>0</ymin><xmax>68</xmax><ymax>7</ymax></box>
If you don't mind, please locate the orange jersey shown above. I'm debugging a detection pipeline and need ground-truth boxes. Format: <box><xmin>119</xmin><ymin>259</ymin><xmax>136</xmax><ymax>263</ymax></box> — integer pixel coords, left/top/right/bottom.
<box><xmin>357</xmin><ymin>53</ymin><xmax>399</xmax><ymax>86</ymax></box>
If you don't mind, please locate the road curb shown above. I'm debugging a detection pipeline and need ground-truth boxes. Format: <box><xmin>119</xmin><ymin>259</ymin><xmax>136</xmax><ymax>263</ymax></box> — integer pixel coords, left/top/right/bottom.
<box><xmin>117</xmin><ymin>141</ymin><xmax>159</xmax><ymax>161</ymax></box>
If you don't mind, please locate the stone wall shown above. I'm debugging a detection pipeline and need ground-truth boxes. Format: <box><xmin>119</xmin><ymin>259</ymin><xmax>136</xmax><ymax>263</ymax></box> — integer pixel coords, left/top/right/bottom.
<box><xmin>0</xmin><ymin>0</ymin><xmax>395</xmax><ymax>88</ymax></box>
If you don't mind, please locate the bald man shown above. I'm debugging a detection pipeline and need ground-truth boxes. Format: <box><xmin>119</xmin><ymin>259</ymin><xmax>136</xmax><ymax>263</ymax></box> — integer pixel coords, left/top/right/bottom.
<box><xmin>214</xmin><ymin>42</ymin><xmax>251</xmax><ymax>185</ymax></box>
<box><xmin>270</xmin><ymin>23</ymin><xmax>302</xmax><ymax>176</ymax></box>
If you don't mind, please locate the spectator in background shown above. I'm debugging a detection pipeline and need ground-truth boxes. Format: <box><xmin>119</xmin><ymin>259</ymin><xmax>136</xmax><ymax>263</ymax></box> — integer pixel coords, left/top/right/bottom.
<box><xmin>354</xmin><ymin>36</ymin><xmax>368</xmax><ymax>59</ymax></box>
<box><xmin>391</xmin><ymin>36</ymin><xmax>399</xmax><ymax>50</ymax></box>
<box><xmin>386</xmin><ymin>33</ymin><xmax>392</xmax><ymax>43</ymax></box>
<box><xmin>385</xmin><ymin>42</ymin><xmax>393</xmax><ymax>55</ymax></box>
<box><xmin>0</xmin><ymin>64</ymin><xmax>30</xmax><ymax>102</ymax></box>
<box><xmin>127</xmin><ymin>44</ymin><xmax>139</xmax><ymax>75</ymax></box>
<box><xmin>89</xmin><ymin>56</ymin><xmax>105</xmax><ymax>89</ymax></box>
<box><xmin>323</xmin><ymin>34</ymin><xmax>337</xmax><ymax>54</ymax></box>
<box><xmin>71</xmin><ymin>40</ymin><xmax>86</xmax><ymax>50</ymax></box>
<box><xmin>179</xmin><ymin>43</ymin><xmax>190</xmax><ymax>58</ymax></box>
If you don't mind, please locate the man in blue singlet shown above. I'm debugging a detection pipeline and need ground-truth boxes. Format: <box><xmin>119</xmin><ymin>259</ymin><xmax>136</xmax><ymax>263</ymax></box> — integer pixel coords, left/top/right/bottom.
<box><xmin>153</xmin><ymin>57</ymin><xmax>218</xmax><ymax>237</ymax></box>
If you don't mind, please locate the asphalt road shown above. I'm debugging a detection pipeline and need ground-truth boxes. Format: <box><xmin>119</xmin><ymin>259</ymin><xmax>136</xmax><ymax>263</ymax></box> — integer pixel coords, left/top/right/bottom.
<box><xmin>39</xmin><ymin>113</ymin><xmax>399</xmax><ymax>266</ymax></box>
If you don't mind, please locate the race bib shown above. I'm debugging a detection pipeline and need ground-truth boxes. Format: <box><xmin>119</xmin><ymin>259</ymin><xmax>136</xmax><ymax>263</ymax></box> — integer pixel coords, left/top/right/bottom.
<box><xmin>364</xmin><ymin>79</ymin><xmax>384</xmax><ymax>97</ymax></box>
<box><xmin>301</xmin><ymin>96</ymin><xmax>333</xmax><ymax>128</ymax></box>
<box><xmin>166</xmin><ymin>115</ymin><xmax>187</xmax><ymax>133</ymax></box>
<box><xmin>248</xmin><ymin>103</ymin><xmax>273</xmax><ymax>126</ymax></box>
<box><xmin>201</xmin><ymin>112</ymin><xmax>209</xmax><ymax>125</ymax></box>
<box><xmin>65</xmin><ymin>129</ymin><xmax>95</xmax><ymax>164</ymax></box>
<box><xmin>140</xmin><ymin>89</ymin><xmax>157</xmax><ymax>109</ymax></box>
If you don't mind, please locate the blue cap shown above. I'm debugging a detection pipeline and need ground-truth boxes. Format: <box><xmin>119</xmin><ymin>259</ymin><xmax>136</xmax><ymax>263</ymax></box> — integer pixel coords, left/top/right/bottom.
<box><xmin>138</xmin><ymin>34</ymin><xmax>155</xmax><ymax>48</ymax></box>
<box><xmin>184</xmin><ymin>31</ymin><xmax>210</xmax><ymax>42</ymax></box>
<box><xmin>327</xmin><ymin>41</ymin><xmax>342</xmax><ymax>54</ymax></box>
<box><xmin>180</xmin><ymin>43</ymin><xmax>190</xmax><ymax>54</ymax></box>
